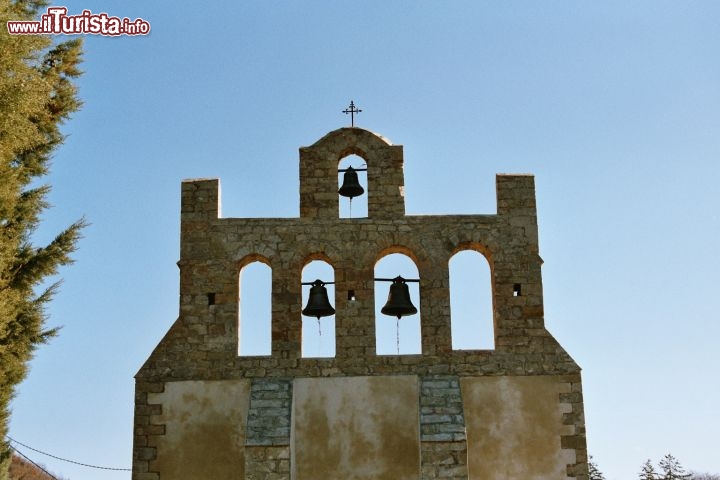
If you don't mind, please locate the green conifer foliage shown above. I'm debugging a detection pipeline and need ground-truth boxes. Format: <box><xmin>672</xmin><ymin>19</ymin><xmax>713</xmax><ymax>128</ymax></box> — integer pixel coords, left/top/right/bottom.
<box><xmin>640</xmin><ymin>459</ymin><xmax>658</xmax><ymax>480</ymax></box>
<box><xmin>589</xmin><ymin>456</ymin><xmax>606</xmax><ymax>480</ymax></box>
<box><xmin>0</xmin><ymin>1</ymin><xmax>85</xmax><ymax>478</ymax></box>
<box><xmin>659</xmin><ymin>454</ymin><xmax>692</xmax><ymax>480</ymax></box>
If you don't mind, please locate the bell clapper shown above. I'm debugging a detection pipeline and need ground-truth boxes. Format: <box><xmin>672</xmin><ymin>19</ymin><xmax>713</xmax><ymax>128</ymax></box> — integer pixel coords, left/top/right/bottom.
<box><xmin>316</xmin><ymin>317</ymin><xmax>322</xmax><ymax>336</ymax></box>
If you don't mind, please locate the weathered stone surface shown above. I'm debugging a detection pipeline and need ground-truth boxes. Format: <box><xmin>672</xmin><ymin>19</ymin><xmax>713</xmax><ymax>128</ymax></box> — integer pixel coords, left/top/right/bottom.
<box><xmin>420</xmin><ymin>375</ymin><xmax>466</xmax><ymax>442</ymax></box>
<box><xmin>132</xmin><ymin>127</ymin><xmax>588</xmax><ymax>480</ymax></box>
<box><xmin>461</xmin><ymin>375</ymin><xmax>583</xmax><ymax>479</ymax></box>
<box><xmin>146</xmin><ymin>380</ymin><xmax>250</xmax><ymax>480</ymax></box>
<box><xmin>246</xmin><ymin>378</ymin><xmax>293</xmax><ymax>446</ymax></box>
<box><xmin>293</xmin><ymin>376</ymin><xmax>420</xmax><ymax>479</ymax></box>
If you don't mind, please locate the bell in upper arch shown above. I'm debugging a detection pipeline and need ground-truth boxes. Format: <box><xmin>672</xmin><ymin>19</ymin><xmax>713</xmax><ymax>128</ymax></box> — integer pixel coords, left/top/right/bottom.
<box><xmin>302</xmin><ymin>280</ymin><xmax>336</xmax><ymax>319</ymax></box>
<box><xmin>338</xmin><ymin>166</ymin><xmax>365</xmax><ymax>199</ymax></box>
<box><xmin>381</xmin><ymin>276</ymin><xmax>418</xmax><ymax>319</ymax></box>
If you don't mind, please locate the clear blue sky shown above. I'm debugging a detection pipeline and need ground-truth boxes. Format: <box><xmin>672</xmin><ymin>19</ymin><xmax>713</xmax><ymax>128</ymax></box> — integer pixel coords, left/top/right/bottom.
<box><xmin>8</xmin><ymin>2</ymin><xmax>720</xmax><ymax>479</ymax></box>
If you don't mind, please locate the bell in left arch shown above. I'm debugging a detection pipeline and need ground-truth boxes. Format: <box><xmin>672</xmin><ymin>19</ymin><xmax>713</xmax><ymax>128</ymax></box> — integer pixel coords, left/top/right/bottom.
<box><xmin>338</xmin><ymin>166</ymin><xmax>365</xmax><ymax>198</ymax></box>
<box><xmin>302</xmin><ymin>280</ymin><xmax>336</xmax><ymax>319</ymax></box>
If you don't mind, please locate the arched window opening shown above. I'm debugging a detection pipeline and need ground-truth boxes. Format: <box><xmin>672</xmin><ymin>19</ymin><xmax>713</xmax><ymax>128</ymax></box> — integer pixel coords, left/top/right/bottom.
<box><xmin>449</xmin><ymin>250</ymin><xmax>494</xmax><ymax>350</ymax></box>
<box><xmin>374</xmin><ymin>253</ymin><xmax>421</xmax><ymax>355</ymax></box>
<box><xmin>301</xmin><ymin>260</ymin><xmax>336</xmax><ymax>358</ymax></box>
<box><xmin>238</xmin><ymin>261</ymin><xmax>272</xmax><ymax>356</ymax></box>
<box><xmin>338</xmin><ymin>154</ymin><xmax>368</xmax><ymax>219</ymax></box>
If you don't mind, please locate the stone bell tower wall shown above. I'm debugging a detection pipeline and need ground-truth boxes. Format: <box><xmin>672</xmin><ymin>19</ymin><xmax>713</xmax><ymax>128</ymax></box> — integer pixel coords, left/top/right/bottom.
<box><xmin>132</xmin><ymin>127</ymin><xmax>589</xmax><ymax>480</ymax></box>
<box><xmin>300</xmin><ymin>128</ymin><xmax>405</xmax><ymax>219</ymax></box>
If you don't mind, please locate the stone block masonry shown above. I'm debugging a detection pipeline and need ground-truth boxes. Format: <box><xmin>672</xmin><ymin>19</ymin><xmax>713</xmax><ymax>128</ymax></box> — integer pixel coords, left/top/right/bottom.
<box><xmin>246</xmin><ymin>379</ymin><xmax>293</xmax><ymax>446</ymax></box>
<box><xmin>420</xmin><ymin>375</ymin><xmax>466</xmax><ymax>443</ymax></box>
<box><xmin>132</xmin><ymin>127</ymin><xmax>589</xmax><ymax>480</ymax></box>
<box><xmin>420</xmin><ymin>376</ymin><xmax>468</xmax><ymax>479</ymax></box>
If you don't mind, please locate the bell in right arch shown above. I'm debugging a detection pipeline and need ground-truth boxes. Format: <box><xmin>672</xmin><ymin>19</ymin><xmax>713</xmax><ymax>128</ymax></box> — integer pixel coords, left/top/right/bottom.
<box><xmin>381</xmin><ymin>276</ymin><xmax>418</xmax><ymax>319</ymax></box>
<box><xmin>338</xmin><ymin>166</ymin><xmax>365</xmax><ymax>199</ymax></box>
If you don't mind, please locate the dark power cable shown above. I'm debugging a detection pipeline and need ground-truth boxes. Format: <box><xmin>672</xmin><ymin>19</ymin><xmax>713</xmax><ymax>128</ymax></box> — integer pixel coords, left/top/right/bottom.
<box><xmin>9</xmin><ymin>445</ymin><xmax>59</xmax><ymax>480</ymax></box>
<box><xmin>7</xmin><ymin>436</ymin><xmax>132</xmax><ymax>471</ymax></box>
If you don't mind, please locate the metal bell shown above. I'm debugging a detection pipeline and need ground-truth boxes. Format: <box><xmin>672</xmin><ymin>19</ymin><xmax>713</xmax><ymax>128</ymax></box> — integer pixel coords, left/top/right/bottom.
<box><xmin>381</xmin><ymin>276</ymin><xmax>418</xmax><ymax>319</ymax></box>
<box><xmin>338</xmin><ymin>166</ymin><xmax>365</xmax><ymax>198</ymax></box>
<box><xmin>302</xmin><ymin>280</ymin><xmax>336</xmax><ymax>319</ymax></box>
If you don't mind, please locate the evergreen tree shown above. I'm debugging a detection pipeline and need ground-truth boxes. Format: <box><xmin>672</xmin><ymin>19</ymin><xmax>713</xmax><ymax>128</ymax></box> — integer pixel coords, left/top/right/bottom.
<box><xmin>589</xmin><ymin>456</ymin><xmax>606</xmax><ymax>480</ymax></box>
<box><xmin>659</xmin><ymin>454</ymin><xmax>692</xmax><ymax>480</ymax></box>
<box><xmin>0</xmin><ymin>1</ymin><xmax>85</xmax><ymax>478</ymax></box>
<box><xmin>640</xmin><ymin>459</ymin><xmax>658</xmax><ymax>480</ymax></box>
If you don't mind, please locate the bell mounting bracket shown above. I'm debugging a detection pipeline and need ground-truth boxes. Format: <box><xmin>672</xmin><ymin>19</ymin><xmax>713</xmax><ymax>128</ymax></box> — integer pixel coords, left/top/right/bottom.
<box><xmin>374</xmin><ymin>276</ymin><xmax>420</xmax><ymax>283</ymax></box>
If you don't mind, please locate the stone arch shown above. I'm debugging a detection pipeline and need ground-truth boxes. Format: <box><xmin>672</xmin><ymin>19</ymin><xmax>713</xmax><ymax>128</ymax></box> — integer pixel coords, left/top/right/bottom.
<box><xmin>310</xmin><ymin>127</ymin><xmax>393</xmax><ymax>153</ymax></box>
<box><xmin>448</xmin><ymin>244</ymin><xmax>495</xmax><ymax>350</ymax></box>
<box><xmin>374</xmin><ymin>244</ymin><xmax>421</xmax><ymax>267</ymax></box>
<box><xmin>238</xmin><ymin>253</ymin><xmax>272</xmax><ymax>269</ymax></box>
<box><xmin>336</xmin><ymin>146</ymin><xmax>370</xmax><ymax>162</ymax></box>
<box><xmin>301</xmin><ymin>251</ymin><xmax>335</xmax><ymax>268</ymax></box>
<box><xmin>449</xmin><ymin>241</ymin><xmax>494</xmax><ymax>269</ymax></box>
<box><xmin>238</xmin><ymin>254</ymin><xmax>272</xmax><ymax>356</ymax></box>
<box><xmin>300</xmin><ymin>127</ymin><xmax>405</xmax><ymax>220</ymax></box>
<box><xmin>374</xmin><ymin>250</ymin><xmax>422</xmax><ymax>355</ymax></box>
<box><xmin>291</xmin><ymin>246</ymin><xmax>340</xmax><ymax>275</ymax></box>
<box><xmin>338</xmin><ymin>154</ymin><xmax>368</xmax><ymax>218</ymax></box>
<box><xmin>300</xmin><ymin>255</ymin><xmax>336</xmax><ymax>358</ymax></box>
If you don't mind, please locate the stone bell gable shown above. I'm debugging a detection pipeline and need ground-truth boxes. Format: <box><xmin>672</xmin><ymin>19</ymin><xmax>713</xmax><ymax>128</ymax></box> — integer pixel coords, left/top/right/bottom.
<box><xmin>132</xmin><ymin>127</ymin><xmax>589</xmax><ymax>480</ymax></box>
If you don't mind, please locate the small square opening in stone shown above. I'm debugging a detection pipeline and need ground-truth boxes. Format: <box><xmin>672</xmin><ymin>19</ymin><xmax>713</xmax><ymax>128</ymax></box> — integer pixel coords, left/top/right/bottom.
<box><xmin>207</xmin><ymin>292</ymin><xmax>216</xmax><ymax>305</ymax></box>
<box><xmin>348</xmin><ymin>290</ymin><xmax>356</xmax><ymax>301</ymax></box>
<box><xmin>513</xmin><ymin>284</ymin><xmax>522</xmax><ymax>297</ymax></box>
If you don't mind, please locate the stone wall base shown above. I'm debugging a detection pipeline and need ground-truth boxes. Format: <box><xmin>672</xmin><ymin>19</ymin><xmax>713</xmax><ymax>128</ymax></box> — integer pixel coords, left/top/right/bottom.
<box><xmin>244</xmin><ymin>445</ymin><xmax>290</xmax><ymax>480</ymax></box>
<box><xmin>421</xmin><ymin>441</ymin><xmax>469</xmax><ymax>479</ymax></box>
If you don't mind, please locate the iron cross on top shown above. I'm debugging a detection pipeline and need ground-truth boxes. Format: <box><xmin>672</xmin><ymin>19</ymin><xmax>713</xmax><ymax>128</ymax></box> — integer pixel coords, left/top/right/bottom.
<box><xmin>342</xmin><ymin>101</ymin><xmax>362</xmax><ymax>127</ymax></box>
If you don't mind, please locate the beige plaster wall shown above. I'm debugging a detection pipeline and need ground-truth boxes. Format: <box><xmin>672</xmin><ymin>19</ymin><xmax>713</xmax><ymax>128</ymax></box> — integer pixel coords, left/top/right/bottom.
<box><xmin>461</xmin><ymin>376</ymin><xmax>576</xmax><ymax>480</ymax></box>
<box><xmin>292</xmin><ymin>376</ymin><xmax>420</xmax><ymax>480</ymax></box>
<box><xmin>148</xmin><ymin>380</ymin><xmax>251</xmax><ymax>480</ymax></box>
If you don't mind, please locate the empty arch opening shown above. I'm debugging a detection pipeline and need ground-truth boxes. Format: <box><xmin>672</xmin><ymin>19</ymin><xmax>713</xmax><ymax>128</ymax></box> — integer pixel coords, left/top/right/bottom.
<box><xmin>301</xmin><ymin>260</ymin><xmax>336</xmax><ymax>358</ymax></box>
<box><xmin>374</xmin><ymin>253</ymin><xmax>421</xmax><ymax>355</ymax></box>
<box><xmin>338</xmin><ymin>154</ymin><xmax>368</xmax><ymax>219</ymax></box>
<box><xmin>238</xmin><ymin>261</ymin><xmax>272</xmax><ymax>356</ymax></box>
<box><xmin>449</xmin><ymin>250</ymin><xmax>494</xmax><ymax>350</ymax></box>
